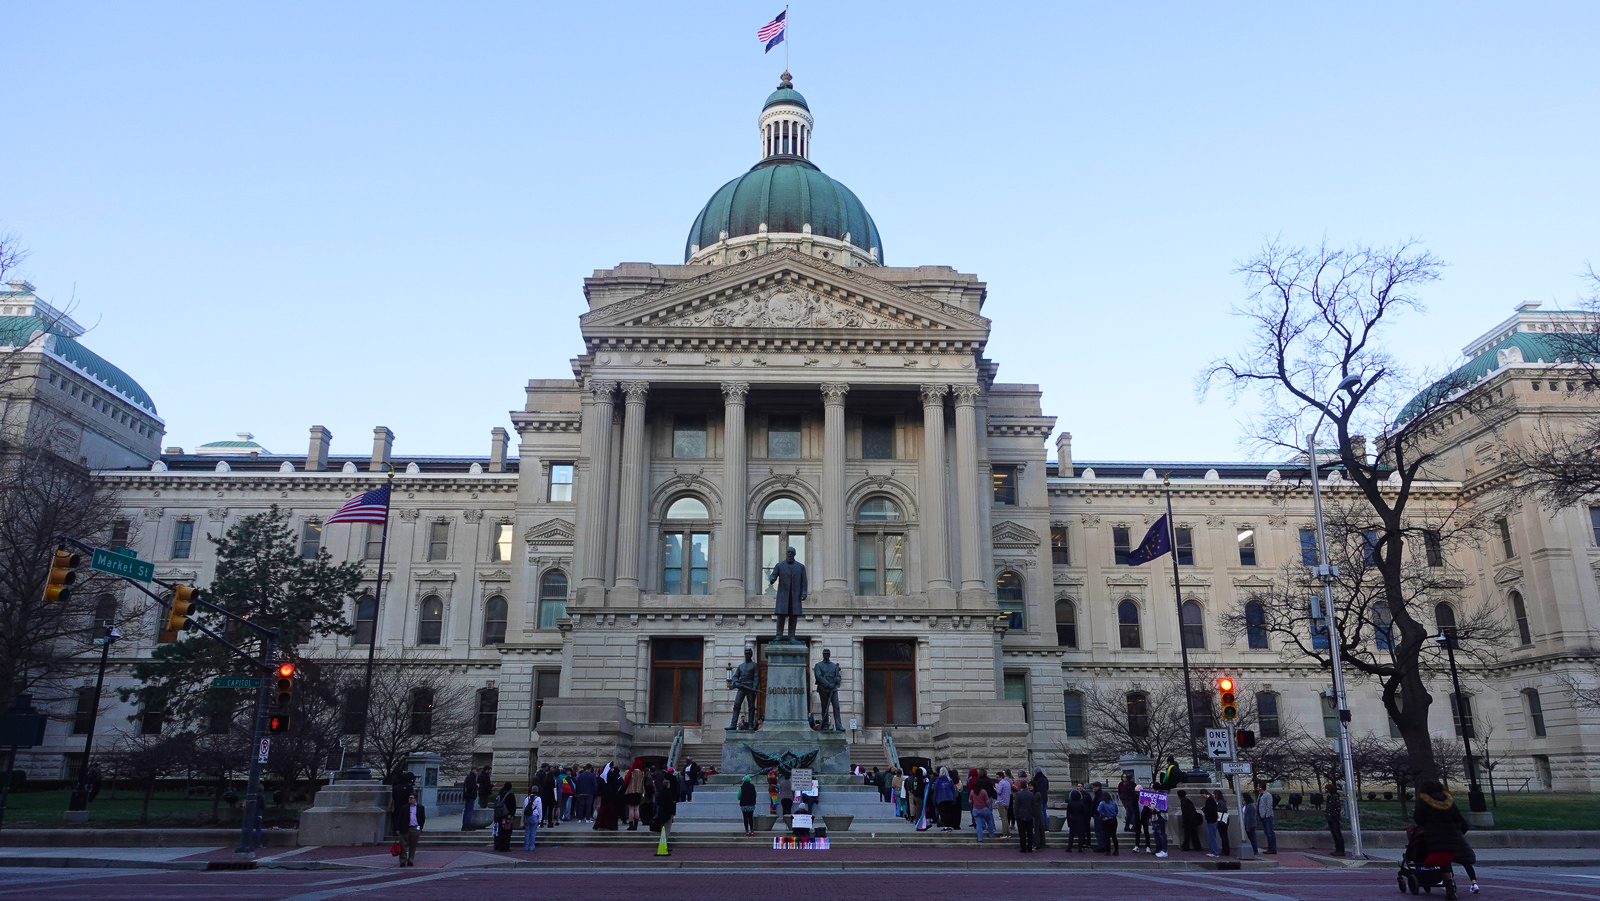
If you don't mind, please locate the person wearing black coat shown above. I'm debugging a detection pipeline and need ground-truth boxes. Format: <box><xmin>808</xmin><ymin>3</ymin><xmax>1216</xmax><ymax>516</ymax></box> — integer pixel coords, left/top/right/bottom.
<box><xmin>1065</xmin><ymin>782</ymin><xmax>1092</xmax><ymax>852</ymax></box>
<box><xmin>1178</xmin><ymin>790</ymin><xmax>1202</xmax><ymax>852</ymax></box>
<box><xmin>1414</xmin><ymin>781</ymin><xmax>1472</xmax><ymax>898</ymax></box>
<box><xmin>1030</xmin><ymin>768</ymin><xmax>1050</xmax><ymax>849</ymax></box>
<box><xmin>738</xmin><ymin>776</ymin><xmax>759</xmax><ymax>835</ymax></box>
<box><xmin>477</xmin><ymin>768</ymin><xmax>493</xmax><ymax>807</ymax></box>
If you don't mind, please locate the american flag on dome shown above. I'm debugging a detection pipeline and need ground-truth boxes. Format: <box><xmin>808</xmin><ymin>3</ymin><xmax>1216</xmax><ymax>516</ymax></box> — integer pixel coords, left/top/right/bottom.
<box><xmin>325</xmin><ymin>485</ymin><xmax>391</xmax><ymax>525</ymax></box>
<box><xmin>757</xmin><ymin>10</ymin><xmax>786</xmax><ymax>52</ymax></box>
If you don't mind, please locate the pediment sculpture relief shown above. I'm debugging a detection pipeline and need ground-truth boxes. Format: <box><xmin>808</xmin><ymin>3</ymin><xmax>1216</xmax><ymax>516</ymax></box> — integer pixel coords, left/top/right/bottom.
<box><xmin>666</xmin><ymin>286</ymin><xmax>911</xmax><ymax>330</ymax></box>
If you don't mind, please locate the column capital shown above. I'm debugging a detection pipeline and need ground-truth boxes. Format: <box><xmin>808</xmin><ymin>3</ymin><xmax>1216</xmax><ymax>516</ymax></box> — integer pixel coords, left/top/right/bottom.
<box><xmin>620</xmin><ymin>381</ymin><xmax>650</xmax><ymax>403</ymax></box>
<box><xmin>587</xmin><ymin>379</ymin><xmax>619</xmax><ymax>402</ymax></box>
<box><xmin>720</xmin><ymin>381</ymin><xmax>751</xmax><ymax>402</ymax></box>
<box><xmin>951</xmin><ymin>383</ymin><xmax>982</xmax><ymax>405</ymax></box>
<box><xmin>919</xmin><ymin>383</ymin><xmax>950</xmax><ymax>406</ymax></box>
<box><xmin>820</xmin><ymin>383</ymin><xmax>851</xmax><ymax>404</ymax></box>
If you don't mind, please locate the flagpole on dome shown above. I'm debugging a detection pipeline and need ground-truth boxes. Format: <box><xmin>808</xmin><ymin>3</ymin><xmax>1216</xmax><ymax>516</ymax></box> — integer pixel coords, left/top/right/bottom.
<box><xmin>785</xmin><ymin>5</ymin><xmax>790</xmax><ymax>71</ymax></box>
<box><xmin>1164</xmin><ymin>475</ymin><xmax>1203</xmax><ymax>773</ymax></box>
<box><xmin>341</xmin><ymin>466</ymin><xmax>396</xmax><ymax>780</ymax></box>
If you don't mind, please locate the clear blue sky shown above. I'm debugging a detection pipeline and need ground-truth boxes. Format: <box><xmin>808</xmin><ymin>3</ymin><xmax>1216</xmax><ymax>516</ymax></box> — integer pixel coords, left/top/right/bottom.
<box><xmin>6</xmin><ymin>1</ymin><xmax>1597</xmax><ymax>463</ymax></box>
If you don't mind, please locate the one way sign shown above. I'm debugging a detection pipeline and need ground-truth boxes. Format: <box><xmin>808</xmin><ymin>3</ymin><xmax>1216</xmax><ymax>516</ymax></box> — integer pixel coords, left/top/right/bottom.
<box><xmin>1205</xmin><ymin>728</ymin><xmax>1235</xmax><ymax>761</ymax></box>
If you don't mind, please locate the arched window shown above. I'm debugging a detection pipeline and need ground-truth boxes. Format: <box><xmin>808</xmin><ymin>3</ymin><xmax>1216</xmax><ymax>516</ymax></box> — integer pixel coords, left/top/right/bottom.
<box><xmin>1523</xmin><ymin>687</ymin><xmax>1546</xmax><ymax>737</ymax></box>
<box><xmin>1126</xmin><ymin>691</ymin><xmax>1150</xmax><ymax>737</ymax></box>
<box><xmin>663</xmin><ymin>497</ymin><xmax>711</xmax><ymax>595</ymax></box>
<box><xmin>354</xmin><ymin>594</ymin><xmax>377</xmax><ymax>645</ymax></box>
<box><xmin>418</xmin><ymin>595</ymin><xmax>443</xmax><ymax>645</ymax></box>
<box><xmin>1244</xmin><ymin>601</ymin><xmax>1269</xmax><ymax>650</ymax></box>
<box><xmin>1055</xmin><ymin>600</ymin><xmax>1077</xmax><ymax>648</ymax></box>
<box><xmin>1256</xmin><ymin>691</ymin><xmax>1281</xmax><ymax>738</ymax></box>
<box><xmin>1180</xmin><ymin>600</ymin><xmax>1205</xmax><ymax>649</ymax></box>
<box><xmin>409</xmin><ymin>688</ymin><xmax>434</xmax><ymax>734</ymax></box>
<box><xmin>1118</xmin><ymin>600</ymin><xmax>1141</xmax><ymax>649</ymax></box>
<box><xmin>538</xmin><ymin>570</ymin><xmax>568</xmax><ymax>628</ymax></box>
<box><xmin>1510</xmin><ymin>591</ymin><xmax>1532</xmax><ymax>645</ymax></box>
<box><xmin>996</xmin><ymin>572</ymin><xmax>1024</xmax><ymax>629</ymax></box>
<box><xmin>482</xmin><ymin>595</ymin><xmax>507</xmax><ymax>646</ymax></box>
<box><xmin>1435</xmin><ymin>601</ymin><xmax>1458</xmax><ymax>640</ymax></box>
<box><xmin>476</xmin><ymin>688</ymin><xmax>499</xmax><ymax>735</ymax></box>
<box><xmin>1373</xmin><ymin>601</ymin><xmax>1394</xmax><ymax>650</ymax></box>
<box><xmin>855</xmin><ymin>498</ymin><xmax>904</xmax><ymax>597</ymax></box>
<box><xmin>760</xmin><ymin>497</ymin><xmax>808</xmax><ymax>592</ymax></box>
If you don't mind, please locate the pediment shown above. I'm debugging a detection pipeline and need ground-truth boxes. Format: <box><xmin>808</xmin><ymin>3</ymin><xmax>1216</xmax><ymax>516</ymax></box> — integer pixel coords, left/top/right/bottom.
<box><xmin>1494</xmin><ymin>565</ymin><xmax>1522</xmax><ymax>586</ymax></box>
<box><xmin>525</xmin><ymin>518</ymin><xmax>576</xmax><ymax>545</ymax></box>
<box><xmin>580</xmin><ymin>249</ymin><xmax>989</xmax><ymax>335</ymax></box>
<box><xmin>992</xmin><ymin>520</ymin><xmax>1043</xmax><ymax>549</ymax></box>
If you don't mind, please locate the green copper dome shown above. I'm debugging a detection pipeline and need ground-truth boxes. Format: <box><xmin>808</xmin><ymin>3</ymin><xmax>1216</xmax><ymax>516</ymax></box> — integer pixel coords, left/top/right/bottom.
<box><xmin>684</xmin><ymin>158</ymin><xmax>882</xmax><ymax>264</ymax></box>
<box><xmin>764</xmin><ymin>86</ymin><xmax>808</xmax><ymax>111</ymax></box>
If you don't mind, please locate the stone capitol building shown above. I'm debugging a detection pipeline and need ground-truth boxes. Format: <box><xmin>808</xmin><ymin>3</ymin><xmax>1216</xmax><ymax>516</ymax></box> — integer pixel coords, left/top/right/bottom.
<box><xmin>6</xmin><ymin>74</ymin><xmax>1600</xmax><ymax>793</ymax></box>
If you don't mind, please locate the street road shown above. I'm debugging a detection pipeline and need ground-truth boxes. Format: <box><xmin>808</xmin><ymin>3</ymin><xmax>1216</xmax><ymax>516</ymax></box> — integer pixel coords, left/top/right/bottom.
<box><xmin>0</xmin><ymin>865</ymin><xmax>1597</xmax><ymax>901</ymax></box>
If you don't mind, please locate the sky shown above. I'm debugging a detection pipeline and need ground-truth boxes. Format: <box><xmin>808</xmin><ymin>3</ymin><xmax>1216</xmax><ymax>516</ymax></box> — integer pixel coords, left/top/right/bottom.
<box><xmin>5</xmin><ymin>1</ymin><xmax>1598</xmax><ymax>463</ymax></box>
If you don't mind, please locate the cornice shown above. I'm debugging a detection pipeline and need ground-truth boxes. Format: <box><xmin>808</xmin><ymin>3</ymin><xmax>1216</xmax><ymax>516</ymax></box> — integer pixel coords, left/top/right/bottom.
<box><xmin>96</xmin><ymin>473</ymin><xmax>519</xmax><ymax>494</ymax></box>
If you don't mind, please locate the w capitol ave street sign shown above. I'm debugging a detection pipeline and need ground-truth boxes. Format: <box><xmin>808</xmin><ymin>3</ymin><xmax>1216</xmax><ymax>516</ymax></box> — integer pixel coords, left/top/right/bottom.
<box><xmin>90</xmin><ymin>547</ymin><xmax>154</xmax><ymax>583</ymax></box>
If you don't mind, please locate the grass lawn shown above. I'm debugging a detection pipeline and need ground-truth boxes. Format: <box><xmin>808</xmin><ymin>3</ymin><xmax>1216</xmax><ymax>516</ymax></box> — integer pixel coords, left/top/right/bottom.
<box><xmin>1272</xmin><ymin>791</ymin><xmax>1600</xmax><ymax>831</ymax></box>
<box><xmin>0</xmin><ymin>789</ymin><xmax>302</xmax><ymax>828</ymax></box>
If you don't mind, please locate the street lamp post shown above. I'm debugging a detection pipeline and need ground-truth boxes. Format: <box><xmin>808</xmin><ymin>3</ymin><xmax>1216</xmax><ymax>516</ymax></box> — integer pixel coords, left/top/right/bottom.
<box><xmin>1307</xmin><ymin>374</ymin><xmax>1364</xmax><ymax>859</ymax></box>
<box><xmin>67</xmin><ymin>626</ymin><xmax>119</xmax><ymax>814</ymax></box>
<box><xmin>1436</xmin><ymin>631</ymin><xmax>1489</xmax><ymax>813</ymax></box>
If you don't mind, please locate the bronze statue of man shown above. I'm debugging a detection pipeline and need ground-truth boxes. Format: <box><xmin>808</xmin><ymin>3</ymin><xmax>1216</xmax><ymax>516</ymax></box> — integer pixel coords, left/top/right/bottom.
<box><xmin>769</xmin><ymin>546</ymin><xmax>807</xmax><ymax>642</ymax></box>
<box><xmin>729</xmin><ymin>648</ymin><xmax>759</xmax><ymax>730</ymax></box>
<box><xmin>813</xmin><ymin>648</ymin><xmax>842</xmax><ymax>731</ymax></box>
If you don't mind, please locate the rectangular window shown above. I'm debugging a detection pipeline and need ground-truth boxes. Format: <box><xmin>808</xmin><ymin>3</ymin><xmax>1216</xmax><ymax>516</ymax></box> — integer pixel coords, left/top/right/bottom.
<box><xmin>1062</xmin><ymin>691</ymin><xmax>1085</xmax><ymax>737</ymax></box>
<box><xmin>1113</xmin><ymin>527</ymin><xmax>1131</xmax><ymax>565</ymax></box>
<box><xmin>73</xmin><ymin>687</ymin><xmax>96</xmax><ymax>735</ymax></box>
<box><xmin>301</xmin><ymin>522</ymin><xmax>323</xmax><ymax>559</ymax></box>
<box><xmin>862</xmin><ymin>415</ymin><xmax>894</xmax><ymax>459</ymax></box>
<box><xmin>1068</xmin><ymin>754</ymin><xmax>1090</xmax><ymax>785</ymax></box>
<box><xmin>1190</xmin><ymin>690</ymin><xmax>1215</xmax><ymax>736</ymax></box>
<box><xmin>1175</xmin><ymin>527</ymin><xmax>1194</xmax><ymax>565</ymax></box>
<box><xmin>1237</xmin><ymin>528</ymin><xmax>1256</xmax><ymax>566</ymax></box>
<box><xmin>992</xmin><ymin>465</ymin><xmax>1017</xmax><ymax>506</ymax></box>
<box><xmin>662</xmin><ymin>531</ymin><xmax>711</xmax><ymax>595</ymax></box>
<box><xmin>343</xmin><ymin>688</ymin><xmax>367</xmax><ymax>735</ymax></box>
<box><xmin>766</xmin><ymin>414</ymin><xmax>801</xmax><ymax>458</ymax></box>
<box><xmin>855</xmin><ymin>533</ymin><xmax>904</xmax><ymax>597</ymax></box>
<box><xmin>491</xmin><ymin>523</ymin><xmax>514</xmax><ymax>562</ymax></box>
<box><xmin>549</xmin><ymin>463</ymin><xmax>574</xmax><ymax>502</ymax></box>
<box><xmin>864</xmin><ymin>639</ymin><xmax>916</xmax><ymax>726</ymax></box>
<box><xmin>672</xmin><ymin>414</ymin><xmax>707</xmax><ymax>459</ymax></box>
<box><xmin>1004</xmin><ymin>672</ymin><xmax>1029</xmax><ymax>724</ymax></box>
<box><xmin>1300</xmin><ymin>528</ymin><xmax>1319</xmax><ymax>566</ymax></box>
<box><xmin>140</xmin><ymin>707</ymin><xmax>164</xmax><ymax>736</ymax></box>
<box><xmin>410</xmin><ymin>689</ymin><xmax>434</xmax><ymax>735</ymax></box>
<box><xmin>1257</xmin><ymin>692</ymin><xmax>1280</xmax><ymax>738</ymax></box>
<box><xmin>206</xmin><ymin>691</ymin><xmax>234</xmax><ymax>735</ymax></box>
<box><xmin>1051</xmin><ymin>526</ymin><xmax>1070</xmax><ymax>565</ymax></box>
<box><xmin>1592</xmin><ymin>507</ymin><xmax>1600</xmax><ymax>546</ymax></box>
<box><xmin>1362</xmin><ymin>529</ymin><xmax>1379</xmax><ymax>565</ymax></box>
<box><xmin>427</xmin><ymin>522</ymin><xmax>449</xmax><ymax>561</ymax></box>
<box><xmin>999</xmin><ymin>598</ymin><xmax>1025</xmax><ymax>630</ymax></box>
<box><xmin>364</xmin><ymin>523</ymin><xmax>384</xmax><ymax>561</ymax></box>
<box><xmin>649</xmin><ymin>638</ymin><xmax>702</xmax><ymax>724</ymax></box>
<box><xmin>533</xmin><ymin>671</ymin><xmax>561</xmax><ymax>726</ymax></box>
<box><xmin>1497</xmin><ymin>517</ymin><xmax>1514</xmax><ymax>559</ymax></box>
<box><xmin>171</xmin><ymin>520</ymin><xmax>194</xmax><ymax>559</ymax></box>
<box><xmin>1424</xmin><ymin>529</ymin><xmax>1444</xmax><ymax>568</ymax></box>
<box><xmin>1450</xmin><ymin>693</ymin><xmax>1475</xmax><ymax>739</ymax></box>
<box><xmin>477</xmin><ymin>688</ymin><xmax>500</xmax><ymax>735</ymax></box>
<box><xmin>1526</xmin><ymin>690</ymin><xmax>1547</xmax><ymax>738</ymax></box>
<box><xmin>1534</xmin><ymin>754</ymin><xmax>1553</xmax><ymax>789</ymax></box>
<box><xmin>110</xmin><ymin>520</ymin><xmax>130</xmax><ymax>551</ymax></box>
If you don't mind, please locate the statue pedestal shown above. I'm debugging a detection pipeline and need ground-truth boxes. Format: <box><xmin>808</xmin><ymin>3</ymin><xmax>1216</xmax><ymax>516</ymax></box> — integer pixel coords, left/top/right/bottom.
<box><xmin>763</xmin><ymin>641</ymin><xmax>810</xmax><ymax>724</ymax></box>
<box><xmin>719</xmin><ymin>640</ymin><xmax>850</xmax><ymax>775</ymax></box>
<box><xmin>298</xmin><ymin>777</ymin><xmax>393</xmax><ymax>846</ymax></box>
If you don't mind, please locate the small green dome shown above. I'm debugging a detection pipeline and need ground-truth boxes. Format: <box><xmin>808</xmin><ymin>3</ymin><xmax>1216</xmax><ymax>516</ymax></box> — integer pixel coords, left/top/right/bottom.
<box><xmin>764</xmin><ymin>87</ymin><xmax>808</xmax><ymax>111</ymax></box>
<box><xmin>685</xmin><ymin>157</ymin><xmax>883</xmax><ymax>263</ymax></box>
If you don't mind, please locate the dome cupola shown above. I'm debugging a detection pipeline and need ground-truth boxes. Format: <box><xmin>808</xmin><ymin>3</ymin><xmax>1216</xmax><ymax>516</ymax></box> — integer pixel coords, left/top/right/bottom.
<box><xmin>685</xmin><ymin>73</ymin><xmax>882</xmax><ymax>268</ymax></box>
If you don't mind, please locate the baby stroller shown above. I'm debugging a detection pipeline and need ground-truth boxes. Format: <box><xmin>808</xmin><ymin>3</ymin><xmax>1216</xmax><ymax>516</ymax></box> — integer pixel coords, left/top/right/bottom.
<box><xmin>1397</xmin><ymin>825</ymin><xmax>1455</xmax><ymax>897</ymax></box>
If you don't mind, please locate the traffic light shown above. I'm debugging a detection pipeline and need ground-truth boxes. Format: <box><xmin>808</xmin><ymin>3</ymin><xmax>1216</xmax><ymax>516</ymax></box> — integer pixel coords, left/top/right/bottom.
<box><xmin>42</xmin><ymin>549</ymin><xmax>81</xmax><ymax>603</ymax></box>
<box><xmin>274</xmin><ymin>662</ymin><xmax>296</xmax><ymax>709</ymax></box>
<box><xmin>1236</xmin><ymin>729</ymin><xmax>1257</xmax><ymax>750</ymax></box>
<box><xmin>1218</xmin><ymin>677</ymin><xmax>1238</xmax><ymax>721</ymax></box>
<box><xmin>268</xmin><ymin>713</ymin><xmax>291</xmax><ymax>733</ymax></box>
<box><xmin>165</xmin><ymin>585</ymin><xmax>197</xmax><ymax>633</ymax></box>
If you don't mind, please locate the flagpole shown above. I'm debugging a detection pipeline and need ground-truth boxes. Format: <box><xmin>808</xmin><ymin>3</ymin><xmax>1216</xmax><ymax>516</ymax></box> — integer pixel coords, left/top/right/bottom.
<box><xmin>1165</xmin><ymin>476</ymin><xmax>1202</xmax><ymax>772</ymax></box>
<box><xmin>349</xmin><ymin>467</ymin><xmax>395</xmax><ymax>778</ymax></box>
<box><xmin>784</xmin><ymin>5</ymin><xmax>790</xmax><ymax>71</ymax></box>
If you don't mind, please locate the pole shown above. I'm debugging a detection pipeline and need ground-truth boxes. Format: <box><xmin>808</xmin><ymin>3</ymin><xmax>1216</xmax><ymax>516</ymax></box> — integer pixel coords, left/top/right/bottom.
<box><xmin>68</xmin><ymin>631</ymin><xmax>115</xmax><ymax>813</ymax></box>
<box><xmin>1308</xmin><ymin>429</ymin><xmax>1363</xmax><ymax>859</ymax></box>
<box><xmin>0</xmin><ymin>746</ymin><xmax>16</xmax><ymax>834</ymax></box>
<box><xmin>236</xmin><ymin>630</ymin><xmax>278</xmax><ymax>856</ymax></box>
<box><xmin>1442</xmin><ymin>634</ymin><xmax>1488</xmax><ymax>813</ymax></box>
<box><xmin>1164</xmin><ymin>480</ymin><xmax>1202</xmax><ymax>772</ymax></box>
<box><xmin>350</xmin><ymin>470</ymin><xmax>396</xmax><ymax>777</ymax></box>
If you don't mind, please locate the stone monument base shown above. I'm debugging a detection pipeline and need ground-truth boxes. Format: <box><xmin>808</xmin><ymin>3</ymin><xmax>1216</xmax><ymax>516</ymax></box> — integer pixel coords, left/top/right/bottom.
<box><xmin>721</xmin><ymin>726</ymin><xmax>850</xmax><ymax>775</ymax></box>
<box><xmin>298</xmin><ymin>777</ymin><xmax>393</xmax><ymax>846</ymax></box>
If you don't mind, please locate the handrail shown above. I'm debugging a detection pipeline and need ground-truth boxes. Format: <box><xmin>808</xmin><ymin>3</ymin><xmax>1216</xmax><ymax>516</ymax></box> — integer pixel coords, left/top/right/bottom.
<box><xmin>667</xmin><ymin>728</ymin><xmax>685</xmax><ymax>771</ymax></box>
<box><xmin>883</xmin><ymin>731</ymin><xmax>900</xmax><ymax>771</ymax></box>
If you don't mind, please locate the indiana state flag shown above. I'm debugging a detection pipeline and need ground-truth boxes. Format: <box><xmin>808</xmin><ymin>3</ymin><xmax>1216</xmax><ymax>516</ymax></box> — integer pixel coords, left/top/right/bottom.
<box><xmin>1127</xmin><ymin>514</ymin><xmax>1172</xmax><ymax>566</ymax></box>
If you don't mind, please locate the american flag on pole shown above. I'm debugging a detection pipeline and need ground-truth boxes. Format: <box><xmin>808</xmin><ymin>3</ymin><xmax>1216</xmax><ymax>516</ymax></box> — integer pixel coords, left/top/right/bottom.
<box><xmin>757</xmin><ymin>10</ymin><xmax>786</xmax><ymax>52</ymax></box>
<box><xmin>325</xmin><ymin>485</ymin><xmax>391</xmax><ymax>525</ymax></box>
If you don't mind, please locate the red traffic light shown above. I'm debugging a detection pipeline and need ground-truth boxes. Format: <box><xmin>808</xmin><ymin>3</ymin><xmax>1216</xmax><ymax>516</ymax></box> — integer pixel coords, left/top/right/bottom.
<box><xmin>268</xmin><ymin>714</ymin><xmax>290</xmax><ymax>733</ymax></box>
<box><xmin>278</xmin><ymin>663</ymin><xmax>296</xmax><ymax>679</ymax></box>
<box><xmin>1218</xmin><ymin>677</ymin><xmax>1233</xmax><ymax>692</ymax></box>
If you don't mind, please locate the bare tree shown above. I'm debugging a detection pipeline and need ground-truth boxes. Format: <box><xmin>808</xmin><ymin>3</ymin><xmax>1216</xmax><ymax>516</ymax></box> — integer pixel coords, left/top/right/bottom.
<box><xmin>1204</xmin><ymin>238</ymin><xmax>1510</xmax><ymax>783</ymax></box>
<box><xmin>346</xmin><ymin>665</ymin><xmax>477</xmax><ymax>781</ymax></box>
<box><xmin>100</xmin><ymin>730</ymin><xmax>197</xmax><ymax>826</ymax></box>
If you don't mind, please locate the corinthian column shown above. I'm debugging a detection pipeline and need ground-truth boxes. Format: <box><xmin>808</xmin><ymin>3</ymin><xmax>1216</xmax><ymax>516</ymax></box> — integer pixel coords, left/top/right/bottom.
<box><xmin>613</xmin><ymin>381</ymin><xmax>649</xmax><ymax>593</ymax></box>
<box><xmin>719</xmin><ymin>381</ymin><xmax>750</xmax><ymax>597</ymax></box>
<box><xmin>820</xmin><ymin>383</ymin><xmax>850</xmax><ymax>594</ymax></box>
<box><xmin>580</xmin><ymin>380</ymin><xmax>618</xmax><ymax>588</ymax></box>
<box><xmin>919</xmin><ymin>384</ymin><xmax>951</xmax><ymax>591</ymax></box>
<box><xmin>952</xmin><ymin>383</ymin><xmax>986</xmax><ymax>593</ymax></box>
